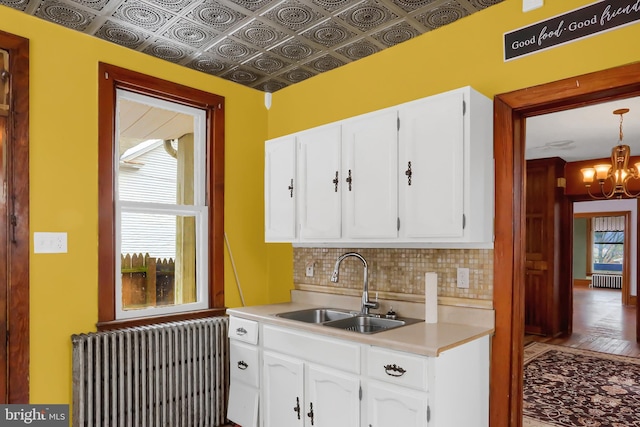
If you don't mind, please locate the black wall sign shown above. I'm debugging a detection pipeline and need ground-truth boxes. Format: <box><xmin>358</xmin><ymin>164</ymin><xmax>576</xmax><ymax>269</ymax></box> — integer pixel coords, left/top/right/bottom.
<box><xmin>504</xmin><ymin>0</ymin><xmax>640</xmax><ymax>61</ymax></box>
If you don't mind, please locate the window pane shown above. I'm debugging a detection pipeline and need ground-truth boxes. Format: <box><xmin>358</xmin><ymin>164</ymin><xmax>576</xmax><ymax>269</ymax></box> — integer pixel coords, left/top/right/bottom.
<box><xmin>120</xmin><ymin>212</ymin><xmax>196</xmax><ymax>310</ymax></box>
<box><xmin>118</xmin><ymin>99</ymin><xmax>196</xmax><ymax>205</ymax></box>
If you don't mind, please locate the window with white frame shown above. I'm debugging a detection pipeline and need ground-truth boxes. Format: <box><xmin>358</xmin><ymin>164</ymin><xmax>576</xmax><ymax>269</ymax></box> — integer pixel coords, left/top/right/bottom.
<box><xmin>115</xmin><ymin>89</ymin><xmax>208</xmax><ymax>319</ymax></box>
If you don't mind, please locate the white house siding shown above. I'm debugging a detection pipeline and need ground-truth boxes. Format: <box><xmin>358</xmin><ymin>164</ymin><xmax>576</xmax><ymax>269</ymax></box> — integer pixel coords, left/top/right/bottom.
<box><xmin>119</xmin><ymin>143</ymin><xmax>177</xmax><ymax>260</ymax></box>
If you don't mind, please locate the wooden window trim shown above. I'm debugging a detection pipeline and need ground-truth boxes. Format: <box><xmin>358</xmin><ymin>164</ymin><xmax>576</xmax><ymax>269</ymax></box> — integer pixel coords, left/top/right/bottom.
<box><xmin>97</xmin><ymin>63</ymin><xmax>225</xmax><ymax>331</ymax></box>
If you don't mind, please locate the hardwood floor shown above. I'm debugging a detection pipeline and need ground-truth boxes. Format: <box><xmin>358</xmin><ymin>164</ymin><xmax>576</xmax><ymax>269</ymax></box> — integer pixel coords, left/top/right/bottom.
<box><xmin>526</xmin><ymin>286</ymin><xmax>640</xmax><ymax>357</ymax></box>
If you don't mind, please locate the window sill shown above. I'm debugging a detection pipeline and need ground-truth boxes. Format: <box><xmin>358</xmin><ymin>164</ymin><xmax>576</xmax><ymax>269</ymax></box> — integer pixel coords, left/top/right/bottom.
<box><xmin>96</xmin><ymin>307</ymin><xmax>227</xmax><ymax>332</ymax></box>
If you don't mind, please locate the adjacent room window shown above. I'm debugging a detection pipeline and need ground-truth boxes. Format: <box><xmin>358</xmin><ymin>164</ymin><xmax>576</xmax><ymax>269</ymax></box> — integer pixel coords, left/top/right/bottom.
<box><xmin>591</xmin><ymin>216</ymin><xmax>624</xmax><ymax>274</ymax></box>
<box><xmin>98</xmin><ymin>63</ymin><xmax>225</xmax><ymax>328</ymax></box>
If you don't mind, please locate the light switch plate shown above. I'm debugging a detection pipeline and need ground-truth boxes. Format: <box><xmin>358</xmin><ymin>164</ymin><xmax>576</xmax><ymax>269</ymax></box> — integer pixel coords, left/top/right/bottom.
<box><xmin>34</xmin><ymin>232</ymin><xmax>68</xmax><ymax>253</ymax></box>
<box><xmin>457</xmin><ymin>267</ymin><xmax>470</xmax><ymax>289</ymax></box>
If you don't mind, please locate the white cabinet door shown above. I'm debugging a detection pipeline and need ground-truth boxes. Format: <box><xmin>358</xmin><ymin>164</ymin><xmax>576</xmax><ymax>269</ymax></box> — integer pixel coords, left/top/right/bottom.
<box><xmin>306</xmin><ymin>364</ymin><xmax>360</xmax><ymax>427</ymax></box>
<box><xmin>342</xmin><ymin>108</ymin><xmax>398</xmax><ymax>239</ymax></box>
<box><xmin>263</xmin><ymin>351</ymin><xmax>305</xmax><ymax>427</ymax></box>
<box><xmin>398</xmin><ymin>91</ymin><xmax>464</xmax><ymax>238</ymax></box>
<box><xmin>297</xmin><ymin>124</ymin><xmax>342</xmax><ymax>240</ymax></box>
<box><xmin>366</xmin><ymin>380</ymin><xmax>428</xmax><ymax>427</ymax></box>
<box><xmin>265</xmin><ymin>135</ymin><xmax>297</xmax><ymax>242</ymax></box>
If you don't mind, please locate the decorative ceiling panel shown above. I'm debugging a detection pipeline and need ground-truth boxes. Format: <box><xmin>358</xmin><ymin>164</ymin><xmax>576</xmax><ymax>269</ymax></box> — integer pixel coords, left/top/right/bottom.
<box><xmin>5</xmin><ymin>0</ymin><xmax>504</xmax><ymax>91</ymax></box>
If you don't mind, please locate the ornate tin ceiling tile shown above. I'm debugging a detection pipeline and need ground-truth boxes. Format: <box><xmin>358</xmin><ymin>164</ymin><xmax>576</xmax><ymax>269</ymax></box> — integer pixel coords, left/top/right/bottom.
<box><xmin>222</xmin><ymin>65</ymin><xmax>266</xmax><ymax>84</ymax></box>
<box><xmin>337</xmin><ymin>0</ymin><xmax>398</xmax><ymax>32</ymax></box>
<box><xmin>35</xmin><ymin>0</ymin><xmax>95</xmax><ymax>30</ymax></box>
<box><xmin>391</xmin><ymin>0</ymin><xmax>435</xmax><ymax>13</ymax></box>
<box><xmin>269</xmin><ymin>38</ymin><xmax>318</xmax><ymax>61</ymax></box>
<box><xmin>311</xmin><ymin>0</ymin><xmax>352</xmax><ymax>13</ymax></box>
<box><xmin>232</xmin><ymin>19</ymin><xmax>290</xmax><ymax>48</ymax></box>
<box><xmin>261</xmin><ymin>0</ymin><xmax>325</xmax><ymax>31</ymax></box>
<box><xmin>304</xmin><ymin>53</ymin><xmax>345</xmax><ymax>72</ymax></box>
<box><xmin>414</xmin><ymin>1</ymin><xmax>469</xmax><ymax>30</ymax></box>
<box><xmin>142</xmin><ymin>38</ymin><xmax>194</xmax><ymax>62</ymax></box>
<box><xmin>245</xmin><ymin>53</ymin><xmax>290</xmax><ymax>74</ymax></box>
<box><xmin>113</xmin><ymin>0</ymin><xmax>175</xmax><ymax>32</ymax></box>
<box><xmin>253</xmin><ymin>79</ymin><xmax>289</xmax><ymax>92</ymax></box>
<box><xmin>207</xmin><ymin>37</ymin><xmax>258</xmax><ymax>60</ymax></box>
<box><xmin>300</xmin><ymin>19</ymin><xmax>355</xmax><ymax>47</ymax></box>
<box><xmin>282</xmin><ymin>66</ymin><xmax>316</xmax><ymax>83</ymax></box>
<box><xmin>186</xmin><ymin>53</ymin><xmax>232</xmax><ymax>75</ymax></box>
<box><xmin>95</xmin><ymin>19</ymin><xmax>151</xmax><ymax>48</ymax></box>
<box><xmin>227</xmin><ymin>0</ymin><xmax>273</xmax><ymax>12</ymax></box>
<box><xmin>15</xmin><ymin>0</ymin><xmax>504</xmax><ymax>91</ymax></box>
<box><xmin>0</xmin><ymin>0</ymin><xmax>32</xmax><ymax>12</ymax></box>
<box><xmin>335</xmin><ymin>38</ymin><xmax>380</xmax><ymax>60</ymax></box>
<box><xmin>370</xmin><ymin>20</ymin><xmax>419</xmax><ymax>46</ymax></box>
<box><xmin>188</xmin><ymin>1</ymin><xmax>247</xmax><ymax>31</ymax></box>
<box><xmin>70</xmin><ymin>0</ymin><xmax>110</xmax><ymax>11</ymax></box>
<box><xmin>163</xmin><ymin>19</ymin><xmax>219</xmax><ymax>47</ymax></box>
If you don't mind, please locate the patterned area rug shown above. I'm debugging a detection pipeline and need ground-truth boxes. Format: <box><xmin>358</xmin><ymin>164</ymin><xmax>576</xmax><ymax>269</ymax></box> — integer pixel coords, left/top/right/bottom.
<box><xmin>523</xmin><ymin>343</ymin><xmax>640</xmax><ymax>427</ymax></box>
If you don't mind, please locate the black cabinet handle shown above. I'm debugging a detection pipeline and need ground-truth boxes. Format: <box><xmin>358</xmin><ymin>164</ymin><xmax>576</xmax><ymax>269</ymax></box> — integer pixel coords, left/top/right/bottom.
<box><xmin>346</xmin><ymin>169</ymin><xmax>353</xmax><ymax>191</ymax></box>
<box><xmin>288</xmin><ymin>178</ymin><xmax>294</xmax><ymax>198</ymax></box>
<box><xmin>405</xmin><ymin>161</ymin><xmax>412</xmax><ymax>186</ymax></box>
<box><xmin>237</xmin><ymin>360</ymin><xmax>248</xmax><ymax>370</ymax></box>
<box><xmin>307</xmin><ymin>402</ymin><xmax>314</xmax><ymax>425</ymax></box>
<box><xmin>293</xmin><ymin>397</ymin><xmax>301</xmax><ymax>419</ymax></box>
<box><xmin>384</xmin><ymin>364</ymin><xmax>406</xmax><ymax>377</ymax></box>
<box><xmin>235</xmin><ymin>327</ymin><xmax>247</xmax><ymax>336</ymax></box>
<box><xmin>333</xmin><ymin>171</ymin><xmax>339</xmax><ymax>192</ymax></box>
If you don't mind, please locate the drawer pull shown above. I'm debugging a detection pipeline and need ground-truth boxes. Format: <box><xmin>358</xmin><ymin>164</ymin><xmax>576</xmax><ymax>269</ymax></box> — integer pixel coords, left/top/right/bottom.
<box><xmin>235</xmin><ymin>327</ymin><xmax>247</xmax><ymax>336</ymax></box>
<box><xmin>237</xmin><ymin>360</ymin><xmax>248</xmax><ymax>370</ymax></box>
<box><xmin>384</xmin><ymin>364</ymin><xmax>406</xmax><ymax>377</ymax></box>
<box><xmin>293</xmin><ymin>397</ymin><xmax>301</xmax><ymax>419</ymax></box>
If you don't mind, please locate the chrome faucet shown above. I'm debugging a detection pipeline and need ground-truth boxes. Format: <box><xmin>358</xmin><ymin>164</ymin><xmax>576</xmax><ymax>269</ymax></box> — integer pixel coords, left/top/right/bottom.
<box><xmin>330</xmin><ymin>252</ymin><xmax>379</xmax><ymax>315</ymax></box>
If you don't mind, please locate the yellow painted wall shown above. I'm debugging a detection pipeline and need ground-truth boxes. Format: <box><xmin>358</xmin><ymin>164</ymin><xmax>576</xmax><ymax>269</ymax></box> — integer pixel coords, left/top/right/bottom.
<box><xmin>0</xmin><ymin>5</ymin><xmax>282</xmax><ymax>406</ymax></box>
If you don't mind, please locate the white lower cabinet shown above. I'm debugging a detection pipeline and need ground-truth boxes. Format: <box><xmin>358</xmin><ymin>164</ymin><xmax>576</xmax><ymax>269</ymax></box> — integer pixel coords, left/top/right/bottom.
<box><xmin>263</xmin><ymin>351</ymin><xmax>360</xmax><ymax>427</ymax></box>
<box><xmin>365</xmin><ymin>380</ymin><xmax>428</xmax><ymax>427</ymax></box>
<box><xmin>229</xmin><ymin>317</ymin><xmax>489</xmax><ymax>427</ymax></box>
<box><xmin>227</xmin><ymin>320</ymin><xmax>260</xmax><ymax>427</ymax></box>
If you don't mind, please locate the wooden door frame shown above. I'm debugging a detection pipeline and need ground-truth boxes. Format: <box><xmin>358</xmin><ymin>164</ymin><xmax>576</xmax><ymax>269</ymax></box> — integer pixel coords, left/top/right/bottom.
<box><xmin>491</xmin><ymin>62</ymin><xmax>640</xmax><ymax>427</ymax></box>
<box><xmin>0</xmin><ymin>30</ymin><xmax>30</xmax><ymax>403</ymax></box>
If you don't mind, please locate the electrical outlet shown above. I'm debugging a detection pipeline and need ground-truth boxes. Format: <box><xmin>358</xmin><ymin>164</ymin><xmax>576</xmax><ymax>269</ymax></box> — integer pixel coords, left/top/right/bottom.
<box><xmin>457</xmin><ymin>267</ymin><xmax>470</xmax><ymax>289</ymax></box>
<box><xmin>34</xmin><ymin>232</ymin><xmax>68</xmax><ymax>254</ymax></box>
<box><xmin>305</xmin><ymin>262</ymin><xmax>314</xmax><ymax>277</ymax></box>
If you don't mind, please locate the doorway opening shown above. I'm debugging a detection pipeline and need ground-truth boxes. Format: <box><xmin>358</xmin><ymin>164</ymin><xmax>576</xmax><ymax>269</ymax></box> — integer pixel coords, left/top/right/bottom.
<box><xmin>491</xmin><ymin>62</ymin><xmax>640</xmax><ymax>427</ymax></box>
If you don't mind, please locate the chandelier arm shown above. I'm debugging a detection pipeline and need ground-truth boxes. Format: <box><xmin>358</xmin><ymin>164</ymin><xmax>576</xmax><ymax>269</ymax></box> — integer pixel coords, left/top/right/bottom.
<box><xmin>622</xmin><ymin>176</ymin><xmax>640</xmax><ymax>198</ymax></box>
<box><xmin>585</xmin><ymin>183</ymin><xmax>607</xmax><ymax>200</ymax></box>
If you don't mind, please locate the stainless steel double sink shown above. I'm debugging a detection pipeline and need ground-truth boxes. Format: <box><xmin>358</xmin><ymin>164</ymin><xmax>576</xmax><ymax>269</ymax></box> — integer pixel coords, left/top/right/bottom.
<box><xmin>276</xmin><ymin>308</ymin><xmax>422</xmax><ymax>334</ymax></box>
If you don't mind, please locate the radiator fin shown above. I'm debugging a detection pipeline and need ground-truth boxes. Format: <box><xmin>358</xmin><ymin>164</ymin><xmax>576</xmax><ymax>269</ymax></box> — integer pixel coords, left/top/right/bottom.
<box><xmin>72</xmin><ymin>317</ymin><xmax>229</xmax><ymax>427</ymax></box>
<box><xmin>591</xmin><ymin>274</ymin><xmax>622</xmax><ymax>289</ymax></box>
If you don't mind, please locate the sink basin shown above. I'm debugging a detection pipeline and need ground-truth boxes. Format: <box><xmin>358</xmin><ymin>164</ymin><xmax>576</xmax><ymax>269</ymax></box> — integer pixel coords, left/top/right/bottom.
<box><xmin>276</xmin><ymin>308</ymin><xmax>356</xmax><ymax>323</ymax></box>
<box><xmin>324</xmin><ymin>315</ymin><xmax>423</xmax><ymax>334</ymax></box>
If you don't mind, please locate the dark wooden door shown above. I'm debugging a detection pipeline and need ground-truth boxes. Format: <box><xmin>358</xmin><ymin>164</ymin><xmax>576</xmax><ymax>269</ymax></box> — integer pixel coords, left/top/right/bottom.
<box><xmin>525</xmin><ymin>158</ymin><xmax>566</xmax><ymax>336</ymax></box>
<box><xmin>0</xmin><ymin>31</ymin><xmax>30</xmax><ymax>403</ymax></box>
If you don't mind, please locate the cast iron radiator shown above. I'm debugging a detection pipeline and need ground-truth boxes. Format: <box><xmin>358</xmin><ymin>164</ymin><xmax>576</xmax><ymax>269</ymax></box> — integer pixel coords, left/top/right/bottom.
<box><xmin>591</xmin><ymin>274</ymin><xmax>622</xmax><ymax>289</ymax></box>
<box><xmin>72</xmin><ymin>317</ymin><xmax>229</xmax><ymax>427</ymax></box>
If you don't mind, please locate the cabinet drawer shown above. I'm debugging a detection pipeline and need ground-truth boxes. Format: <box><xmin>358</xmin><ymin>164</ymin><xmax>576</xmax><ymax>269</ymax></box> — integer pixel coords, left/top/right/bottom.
<box><xmin>366</xmin><ymin>346</ymin><xmax>427</xmax><ymax>391</ymax></box>
<box><xmin>229</xmin><ymin>317</ymin><xmax>258</xmax><ymax>344</ymax></box>
<box><xmin>230</xmin><ymin>341</ymin><xmax>259</xmax><ymax>387</ymax></box>
<box><xmin>263</xmin><ymin>325</ymin><xmax>360</xmax><ymax>374</ymax></box>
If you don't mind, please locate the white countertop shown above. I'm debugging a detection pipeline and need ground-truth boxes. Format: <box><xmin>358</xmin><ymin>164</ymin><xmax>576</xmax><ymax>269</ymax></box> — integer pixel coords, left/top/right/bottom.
<box><xmin>226</xmin><ymin>301</ymin><xmax>494</xmax><ymax>357</ymax></box>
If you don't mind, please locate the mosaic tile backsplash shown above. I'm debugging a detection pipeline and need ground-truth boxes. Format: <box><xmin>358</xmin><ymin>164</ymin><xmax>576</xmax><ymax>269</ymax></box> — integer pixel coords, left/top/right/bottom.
<box><xmin>294</xmin><ymin>248</ymin><xmax>493</xmax><ymax>301</ymax></box>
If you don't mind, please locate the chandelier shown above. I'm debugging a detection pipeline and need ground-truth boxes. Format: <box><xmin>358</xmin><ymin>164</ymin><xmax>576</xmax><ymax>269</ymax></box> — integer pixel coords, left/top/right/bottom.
<box><xmin>580</xmin><ymin>108</ymin><xmax>640</xmax><ymax>199</ymax></box>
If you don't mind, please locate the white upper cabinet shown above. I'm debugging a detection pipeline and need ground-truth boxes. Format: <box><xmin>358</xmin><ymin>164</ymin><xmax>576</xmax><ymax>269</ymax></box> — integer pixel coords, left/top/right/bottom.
<box><xmin>264</xmin><ymin>86</ymin><xmax>494</xmax><ymax>247</ymax></box>
<box><xmin>398</xmin><ymin>90</ymin><xmax>465</xmax><ymax>239</ymax></box>
<box><xmin>265</xmin><ymin>135</ymin><xmax>297</xmax><ymax>242</ymax></box>
<box><xmin>398</xmin><ymin>86</ymin><xmax>493</xmax><ymax>244</ymax></box>
<box><xmin>342</xmin><ymin>108</ymin><xmax>399</xmax><ymax>239</ymax></box>
<box><xmin>297</xmin><ymin>124</ymin><xmax>342</xmax><ymax>240</ymax></box>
